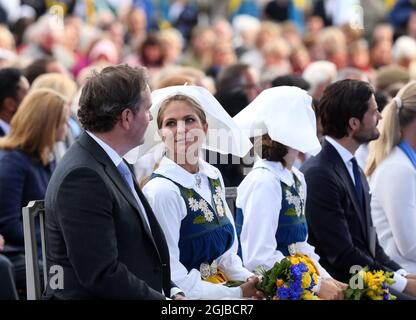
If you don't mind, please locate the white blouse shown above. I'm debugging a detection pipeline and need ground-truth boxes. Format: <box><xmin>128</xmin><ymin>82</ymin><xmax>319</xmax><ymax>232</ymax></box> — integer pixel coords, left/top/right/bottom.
<box><xmin>143</xmin><ymin>156</ymin><xmax>253</xmax><ymax>299</ymax></box>
<box><xmin>370</xmin><ymin>147</ymin><xmax>416</xmax><ymax>273</ymax></box>
<box><xmin>236</xmin><ymin>159</ymin><xmax>331</xmax><ymax>279</ymax></box>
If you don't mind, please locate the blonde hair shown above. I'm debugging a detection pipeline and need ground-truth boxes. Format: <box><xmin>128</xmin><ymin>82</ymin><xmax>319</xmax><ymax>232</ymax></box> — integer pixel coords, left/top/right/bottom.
<box><xmin>0</xmin><ymin>88</ymin><xmax>68</xmax><ymax>166</ymax></box>
<box><xmin>31</xmin><ymin>73</ymin><xmax>77</xmax><ymax>100</ymax></box>
<box><xmin>366</xmin><ymin>81</ymin><xmax>416</xmax><ymax>176</ymax></box>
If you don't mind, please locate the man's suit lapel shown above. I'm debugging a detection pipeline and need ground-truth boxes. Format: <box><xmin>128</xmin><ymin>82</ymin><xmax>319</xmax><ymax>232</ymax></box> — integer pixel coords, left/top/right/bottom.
<box><xmin>77</xmin><ymin>132</ymin><xmax>161</xmax><ymax>258</ymax></box>
<box><xmin>323</xmin><ymin>141</ymin><xmax>368</xmax><ymax>240</ymax></box>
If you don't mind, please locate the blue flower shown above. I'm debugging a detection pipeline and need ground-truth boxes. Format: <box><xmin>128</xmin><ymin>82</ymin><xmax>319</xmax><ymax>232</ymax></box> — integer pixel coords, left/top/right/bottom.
<box><xmin>277</xmin><ymin>286</ymin><xmax>290</xmax><ymax>300</ymax></box>
<box><xmin>383</xmin><ymin>293</ymin><xmax>389</xmax><ymax>300</ymax></box>
<box><xmin>298</xmin><ymin>262</ymin><xmax>308</xmax><ymax>273</ymax></box>
<box><xmin>288</xmin><ymin>282</ymin><xmax>303</xmax><ymax>300</ymax></box>
<box><xmin>290</xmin><ymin>265</ymin><xmax>302</xmax><ymax>280</ymax></box>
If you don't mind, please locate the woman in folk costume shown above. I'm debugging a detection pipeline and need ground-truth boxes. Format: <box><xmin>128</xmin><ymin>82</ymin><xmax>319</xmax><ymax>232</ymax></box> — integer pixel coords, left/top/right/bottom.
<box><xmin>125</xmin><ymin>85</ymin><xmax>262</xmax><ymax>299</ymax></box>
<box><xmin>233</xmin><ymin>86</ymin><xmax>347</xmax><ymax>300</ymax></box>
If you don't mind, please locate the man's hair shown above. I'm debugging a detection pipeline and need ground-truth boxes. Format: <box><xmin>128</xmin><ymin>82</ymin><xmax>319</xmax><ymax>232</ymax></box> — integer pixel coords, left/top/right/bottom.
<box><xmin>77</xmin><ymin>64</ymin><xmax>148</xmax><ymax>132</ymax></box>
<box><xmin>271</xmin><ymin>75</ymin><xmax>310</xmax><ymax>91</ymax></box>
<box><xmin>0</xmin><ymin>68</ymin><xmax>22</xmax><ymax>108</ymax></box>
<box><xmin>23</xmin><ymin>56</ymin><xmax>56</xmax><ymax>84</ymax></box>
<box><xmin>216</xmin><ymin>63</ymin><xmax>250</xmax><ymax>93</ymax></box>
<box><xmin>319</xmin><ymin>79</ymin><xmax>374</xmax><ymax>138</ymax></box>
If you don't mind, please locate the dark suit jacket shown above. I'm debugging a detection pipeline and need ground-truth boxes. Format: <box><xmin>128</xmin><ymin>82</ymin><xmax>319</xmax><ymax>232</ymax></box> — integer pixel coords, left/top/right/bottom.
<box><xmin>0</xmin><ymin>149</ymin><xmax>53</xmax><ymax>254</ymax></box>
<box><xmin>44</xmin><ymin>132</ymin><xmax>175</xmax><ymax>299</ymax></box>
<box><xmin>0</xmin><ymin>126</ymin><xmax>5</xmax><ymax>137</ymax></box>
<box><xmin>301</xmin><ymin>140</ymin><xmax>401</xmax><ymax>282</ymax></box>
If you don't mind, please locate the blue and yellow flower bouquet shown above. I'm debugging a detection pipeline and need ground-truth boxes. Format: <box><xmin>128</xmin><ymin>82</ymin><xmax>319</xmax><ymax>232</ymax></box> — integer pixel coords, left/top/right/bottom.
<box><xmin>255</xmin><ymin>254</ymin><xmax>320</xmax><ymax>300</ymax></box>
<box><xmin>345</xmin><ymin>267</ymin><xmax>396</xmax><ymax>300</ymax></box>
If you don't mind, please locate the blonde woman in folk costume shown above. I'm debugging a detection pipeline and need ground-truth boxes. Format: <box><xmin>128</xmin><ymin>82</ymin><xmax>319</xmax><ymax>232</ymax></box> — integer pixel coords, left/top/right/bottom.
<box><xmin>233</xmin><ymin>86</ymin><xmax>347</xmax><ymax>300</ymax></box>
<box><xmin>126</xmin><ymin>85</ymin><xmax>263</xmax><ymax>299</ymax></box>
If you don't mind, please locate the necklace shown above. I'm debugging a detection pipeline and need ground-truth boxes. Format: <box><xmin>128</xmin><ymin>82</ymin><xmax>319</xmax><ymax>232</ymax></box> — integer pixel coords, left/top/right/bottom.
<box><xmin>194</xmin><ymin>173</ymin><xmax>202</xmax><ymax>188</ymax></box>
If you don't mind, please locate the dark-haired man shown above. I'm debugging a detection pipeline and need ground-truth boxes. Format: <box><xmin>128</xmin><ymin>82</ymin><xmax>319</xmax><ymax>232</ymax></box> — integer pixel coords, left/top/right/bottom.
<box><xmin>301</xmin><ymin>79</ymin><xmax>416</xmax><ymax>299</ymax></box>
<box><xmin>0</xmin><ymin>68</ymin><xmax>29</xmax><ymax>137</ymax></box>
<box><xmin>44</xmin><ymin>64</ymin><xmax>183</xmax><ymax>299</ymax></box>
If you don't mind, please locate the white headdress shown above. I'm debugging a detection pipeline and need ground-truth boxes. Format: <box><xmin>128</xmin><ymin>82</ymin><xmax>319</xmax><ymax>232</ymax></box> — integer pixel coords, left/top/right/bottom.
<box><xmin>233</xmin><ymin>86</ymin><xmax>321</xmax><ymax>156</ymax></box>
<box><xmin>124</xmin><ymin>85</ymin><xmax>253</xmax><ymax>163</ymax></box>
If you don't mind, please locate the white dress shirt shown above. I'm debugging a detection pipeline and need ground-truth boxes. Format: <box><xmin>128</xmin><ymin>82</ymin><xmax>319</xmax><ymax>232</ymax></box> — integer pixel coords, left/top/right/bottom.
<box><xmin>326</xmin><ymin>136</ymin><xmax>408</xmax><ymax>292</ymax></box>
<box><xmin>236</xmin><ymin>158</ymin><xmax>332</xmax><ymax>285</ymax></box>
<box><xmin>143</xmin><ymin>156</ymin><xmax>253</xmax><ymax>300</ymax></box>
<box><xmin>370</xmin><ymin>147</ymin><xmax>416</xmax><ymax>274</ymax></box>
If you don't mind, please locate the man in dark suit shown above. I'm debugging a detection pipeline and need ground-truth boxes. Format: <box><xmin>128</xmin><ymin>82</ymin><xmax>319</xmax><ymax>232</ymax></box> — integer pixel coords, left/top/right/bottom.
<box><xmin>44</xmin><ymin>65</ymin><xmax>183</xmax><ymax>299</ymax></box>
<box><xmin>0</xmin><ymin>68</ymin><xmax>29</xmax><ymax>137</ymax></box>
<box><xmin>301</xmin><ymin>79</ymin><xmax>416</xmax><ymax>298</ymax></box>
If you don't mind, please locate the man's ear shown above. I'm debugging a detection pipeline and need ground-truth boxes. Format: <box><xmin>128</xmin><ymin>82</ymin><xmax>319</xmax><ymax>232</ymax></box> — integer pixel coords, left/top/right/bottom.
<box><xmin>120</xmin><ymin>108</ymin><xmax>133</xmax><ymax>130</ymax></box>
<box><xmin>348</xmin><ymin>117</ymin><xmax>361</xmax><ymax>132</ymax></box>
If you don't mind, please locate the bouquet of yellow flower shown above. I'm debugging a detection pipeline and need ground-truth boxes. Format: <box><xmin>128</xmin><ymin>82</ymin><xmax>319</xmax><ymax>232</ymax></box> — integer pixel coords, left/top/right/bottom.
<box><xmin>255</xmin><ymin>254</ymin><xmax>320</xmax><ymax>300</ymax></box>
<box><xmin>345</xmin><ymin>267</ymin><xmax>396</xmax><ymax>300</ymax></box>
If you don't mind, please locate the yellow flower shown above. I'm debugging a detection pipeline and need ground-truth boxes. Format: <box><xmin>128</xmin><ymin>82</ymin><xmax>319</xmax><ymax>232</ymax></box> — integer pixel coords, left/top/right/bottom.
<box><xmin>312</xmin><ymin>274</ymin><xmax>319</xmax><ymax>287</ymax></box>
<box><xmin>272</xmin><ymin>296</ymin><xmax>279</xmax><ymax>300</ymax></box>
<box><xmin>302</xmin><ymin>273</ymin><xmax>312</xmax><ymax>289</ymax></box>
<box><xmin>301</xmin><ymin>291</ymin><xmax>320</xmax><ymax>300</ymax></box>
<box><xmin>288</xmin><ymin>256</ymin><xmax>300</xmax><ymax>265</ymax></box>
<box><xmin>367</xmin><ymin>289</ymin><xmax>375</xmax><ymax>298</ymax></box>
<box><xmin>276</xmin><ymin>279</ymin><xmax>284</xmax><ymax>287</ymax></box>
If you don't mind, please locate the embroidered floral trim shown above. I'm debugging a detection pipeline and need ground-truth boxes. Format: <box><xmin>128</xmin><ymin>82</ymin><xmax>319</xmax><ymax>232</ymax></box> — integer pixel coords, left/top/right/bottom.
<box><xmin>285</xmin><ymin>188</ymin><xmax>304</xmax><ymax>217</ymax></box>
<box><xmin>188</xmin><ymin>179</ymin><xmax>227</xmax><ymax>224</ymax></box>
<box><xmin>188</xmin><ymin>198</ymin><xmax>200</xmax><ymax>211</ymax></box>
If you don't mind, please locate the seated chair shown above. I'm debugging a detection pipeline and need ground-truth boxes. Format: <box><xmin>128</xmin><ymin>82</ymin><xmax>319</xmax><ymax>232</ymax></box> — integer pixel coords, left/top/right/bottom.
<box><xmin>22</xmin><ymin>200</ymin><xmax>47</xmax><ymax>300</ymax></box>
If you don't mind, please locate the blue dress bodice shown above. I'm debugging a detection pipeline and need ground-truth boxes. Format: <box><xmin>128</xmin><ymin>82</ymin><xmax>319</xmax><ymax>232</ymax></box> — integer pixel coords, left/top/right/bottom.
<box><xmin>149</xmin><ymin>173</ymin><xmax>235</xmax><ymax>272</ymax></box>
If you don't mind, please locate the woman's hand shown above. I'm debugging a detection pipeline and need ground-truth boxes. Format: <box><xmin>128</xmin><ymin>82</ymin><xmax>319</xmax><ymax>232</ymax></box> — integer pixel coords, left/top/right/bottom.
<box><xmin>318</xmin><ymin>278</ymin><xmax>344</xmax><ymax>300</ymax></box>
<box><xmin>240</xmin><ymin>276</ymin><xmax>264</xmax><ymax>299</ymax></box>
<box><xmin>330</xmin><ymin>278</ymin><xmax>348</xmax><ymax>290</ymax></box>
<box><xmin>405</xmin><ymin>274</ymin><xmax>416</xmax><ymax>281</ymax></box>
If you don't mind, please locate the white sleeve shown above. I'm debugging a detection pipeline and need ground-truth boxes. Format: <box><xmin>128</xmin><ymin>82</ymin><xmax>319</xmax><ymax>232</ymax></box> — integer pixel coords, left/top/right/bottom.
<box><xmin>215</xmin><ymin>173</ymin><xmax>254</xmax><ymax>282</ymax></box>
<box><xmin>374</xmin><ymin>164</ymin><xmax>416</xmax><ymax>261</ymax></box>
<box><xmin>143</xmin><ymin>178</ymin><xmax>242</xmax><ymax>300</ymax></box>
<box><xmin>238</xmin><ymin>170</ymin><xmax>285</xmax><ymax>271</ymax></box>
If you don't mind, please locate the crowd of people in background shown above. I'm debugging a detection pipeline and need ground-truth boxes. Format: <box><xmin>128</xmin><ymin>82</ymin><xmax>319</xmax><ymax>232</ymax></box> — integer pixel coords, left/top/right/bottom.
<box><xmin>0</xmin><ymin>0</ymin><xmax>416</xmax><ymax>300</ymax></box>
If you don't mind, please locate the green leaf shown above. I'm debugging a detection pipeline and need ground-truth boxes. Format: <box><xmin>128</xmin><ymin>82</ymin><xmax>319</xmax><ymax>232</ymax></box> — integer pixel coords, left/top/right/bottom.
<box><xmin>185</xmin><ymin>189</ymin><xmax>194</xmax><ymax>198</ymax></box>
<box><xmin>193</xmin><ymin>216</ymin><xmax>206</xmax><ymax>224</ymax></box>
<box><xmin>286</xmin><ymin>208</ymin><xmax>297</xmax><ymax>216</ymax></box>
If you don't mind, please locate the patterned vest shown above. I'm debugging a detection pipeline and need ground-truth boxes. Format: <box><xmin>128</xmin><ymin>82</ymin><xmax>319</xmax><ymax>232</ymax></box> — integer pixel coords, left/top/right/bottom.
<box><xmin>149</xmin><ymin>173</ymin><xmax>235</xmax><ymax>272</ymax></box>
